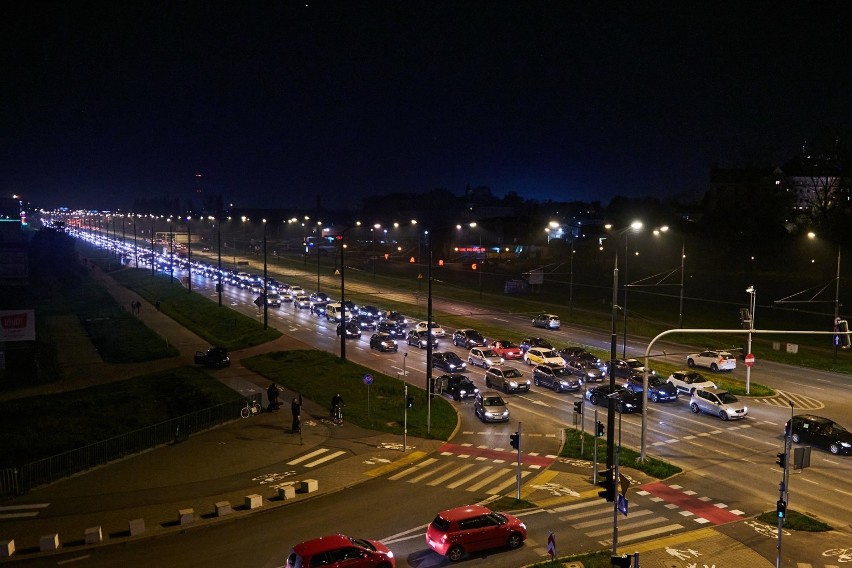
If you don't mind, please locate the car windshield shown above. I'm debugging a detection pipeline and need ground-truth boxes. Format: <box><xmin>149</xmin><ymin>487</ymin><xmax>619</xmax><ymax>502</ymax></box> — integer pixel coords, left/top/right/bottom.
<box><xmin>627</xmin><ymin>360</ymin><xmax>643</xmax><ymax>369</ymax></box>
<box><xmin>553</xmin><ymin>367</ymin><xmax>571</xmax><ymax>377</ymax></box>
<box><xmin>446</xmin><ymin>353</ymin><xmax>461</xmax><ymax>362</ymax></box>
<box><xmin>348</xmin><ymin>537</ymin><xmax>375</xmax><ymax>551</ymax></box>
<box><xmin>648</xmin><ymin>376</ymin><xmax>664</xmax><ymax>386</ymax></box>
<box><xmin>482</xmin><ymin>349</ymin><xmax>499</xmax><ymax>357</ymax></box>
<box><xmin>483</xmin><ymin>397</ymin><xmax>505</xmax><ymax>406</ymax></box>
<box><xmin>497</xmin><ymin>341</ymin><xmax>516</xmax><ymax>348</ymax></box>
<box><xmin>486</xmin><ymin>512</ymin><xmax>507</xmax><ymax>525</ymax></box>
<box><xmin>718</xmin><ymin>392</ymin><xmax>738</xmax><ymax>403</ymax></box>
<box><xmin>502</xmin><ymin>368</ymin><xmax>522</xmax><ymax>378</ymax></box>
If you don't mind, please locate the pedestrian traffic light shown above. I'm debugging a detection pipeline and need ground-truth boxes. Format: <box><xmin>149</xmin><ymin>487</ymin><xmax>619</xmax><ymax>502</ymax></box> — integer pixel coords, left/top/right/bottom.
<box><xmin>573</xmin><ymin>401</ymin><xmax>583</xmax><ymax>414</ymax></box>
<box><xmin>776</xmin><ymin>499</ymin><xmax>786</xmax><ymax>519</ymax></box>
<box><xmin>406</xmin><ymin>396</ymin><xmax>414</xmax><ymax>409</ymax></box>
<box><xmin>611</xmin><ymin>554</ymin><xmax>633</xmax><ymax>568</ymax></box>
<box><xmin>510</xmin><ymin>432</ymin><xmax>520</xmax><ymax>450</ymax></box>
<box><xmin>597</xmin><ymin>468</ymin><xmax>615</xmax><ymax>502</ymax></box>
<box><xmin>471</xmin><ymin>263</ymin><xmax>477</xmax><ymax>270</ymax></box>
<box><xmin>839</xmin><ymin>319</ymin><xmax>851</xmax><ymax>348</ymax></box>
<box><xmin>438</xmin><ymin>259</ymin><xmax>444</xmax><ymax>267</ymax></box>
<box><xmin>596</xmin><ymin>421</ymin><xmax>605</xmax><ymax>437</ymax></box>
<box><xmin>776</xmin><ymin>452</ymin><xmax>787</xmax><ymax>468</ymax></box>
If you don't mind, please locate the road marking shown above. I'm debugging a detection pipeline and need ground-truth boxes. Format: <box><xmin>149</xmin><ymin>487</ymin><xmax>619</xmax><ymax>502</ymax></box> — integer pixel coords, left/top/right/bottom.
<box><xmin>287</xmin><ymin>448</ymin><xmax>330</xmax><ymax>465</ymax></box>
<box><xmin>467</xmin><ymin>468</ymin><xmax>513</xmax><ymax>492</ymax></box>
<box><xmin>388</xmin><ymin>458</ymin><xmax>438</xmax><ymax>480</ymax></box>
<box><xmin>446</xmin><ymin>465</ymin><xmax>493</xmax><ymax>489</ymax></box>
<box><xmin>304</xmin><ymin>450</ymin><xmax>346</xmax><ymax>468</ymax></box>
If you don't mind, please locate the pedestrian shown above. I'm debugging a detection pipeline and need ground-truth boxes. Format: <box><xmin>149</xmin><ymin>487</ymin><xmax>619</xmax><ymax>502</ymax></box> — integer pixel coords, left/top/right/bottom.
<box><xmin>291</xmin><ymin>393</ymin><xmax>303</xmax><ymax>433</ymax></box>
<box><xmin>155</xmin><ymin>300</ymin><xmax>160</xmax><ymax>311</ymax></box>
<box><xmin>131</xmin><ymin>301</ymin><xmax>136</xmax><ymax>314</ymax></box>
<box><xmin>136</xmin><ymin>301</ymin><xmax>141</xmax><ymax>314</ymax></box>
<box><xmin>267</xmin><ymin>382</ymin><xmax>280</xmax><ymax>412</ymax></box>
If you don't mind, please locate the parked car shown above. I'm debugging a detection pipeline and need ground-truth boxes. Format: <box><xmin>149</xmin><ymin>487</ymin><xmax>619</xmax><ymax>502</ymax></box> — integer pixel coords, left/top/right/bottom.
<box><xmin>407</xmin><ymin>329</ymin><xmax>438</xmax><ymax>349</ymax></box>
<box><xmin>585</xmin><ymin>384</ymin><xmax>643</xmax><ymax>413</ymax></box>
<box><xmin>415</xmin><ymin>321</ymin><xmax>446</xmax><ymax>337</ymax></box>
<box><xmin>520</xmin><ymin>336</ymin><xmax>554</xmax><ymax>353</ymax></box>
<box><xmin>337</xmin><ymin>322</ymin><xmax>362</xmax><ymax>339</ymax></box>
<box><xmin>434</xmin><ymin>374</ymin><xmax>479</xmax><ymax>401</ymax></box>
<box><xmin>376</xmin><ymin>320</ymin><xmax>406</xmax><ymax>339</ymax></box>
<box><xmin>286</xmin><ymin>534</ymin><xmax>395</xmax><ymax>568</ymax></box>
<box><xmin>369</xmin><ymin>332</ymin><xmax>398</xmax><ymax>352</ymax></box>
<box><xmin>485</xmin><ymin>366</ymin><xmax>530</xmax><ymax>393</ymax></box>
<box><xmin>623</xmin><ymin>375</ymin><xmax>679</xmax><ymax>403</ymax></box>
<box><xmin>194</xmin><ymin>347</ymin><xmax>230</xmax><ymax>368</ymax></box>
<box><xmin>687</xmin><ymin>350</ymin><xmax>737</xmax><ymax>372</ymax></box>
<box><xmin>426</xmin><ymin>504</ymin><xmax>526</xmax><ymax>562</ymax></box>
<box><xmin>564</xmin><ymin>358</ymin><xmax>605</xmax><ymax>383</ymax></box>
<box><xmin>523</xmin><ymin>347</ymin><xmax>564</xmax><ymax>367</ymax></box>
<box><xmin>453</xmin><ymin>328</ymin><xmax>486</xmax><ymax>349</ymax></box>
<box><xmin>785</xmin><ymin>414</ymin><xmax>852</xmax><ymax>455</ymax></box>
<box><xmin>690</xmin><ymin>388</ymin><xmax>748</xmax><ymax>420</ymax></box>
<box><xmin>532</xmin><ymin>363</ymin><xmax>581</xmax><ymax>393</ymax></box>
<box><xmin>432</xmin><ymin>351</ymin><xmax>468</xmax><ymax>372</ymax></box>
<box><xmin>473</xmin><ymin>391</ymin><xmax>510</xmax><ymax>423</ymax></box>
<box><xmin>468</xmin><ymin>347</ymin><xmax>504</xmax><ymax>368</ymax></box>
<box><xmin>666</xmin><ymin>370</ymin><xmax>717</xmax><ymax>395</ymax></box>
<box><xmin>489</xmin><ymin>340</ymin><xmax>523</xmax><ymax>360</ymax></box>
<box><xmin>532</xmin><ymin>313</ymin><xmax>560</xmax><ymax>329</ymax></box>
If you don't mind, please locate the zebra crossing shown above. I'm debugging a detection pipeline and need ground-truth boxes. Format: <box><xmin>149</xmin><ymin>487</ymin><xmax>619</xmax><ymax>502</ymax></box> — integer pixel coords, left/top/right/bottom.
<box><xmin>547</xmin><ymin>482</ymin><xmax>746</xmax><ymax>546</ymax></box>
<box><xmin>383</xmin><ymin>442</ymin><xmax>557</xmax><ymax>494</ymax></box>
<box><xmin>286</xmin><ymin>447</ymin><xmax>348</xmax><ymax>468</ymax></box>
<box><xmin>751</xmin><ymin>389</ymin><xmax>823</xmax><ymax>410</ymax></box>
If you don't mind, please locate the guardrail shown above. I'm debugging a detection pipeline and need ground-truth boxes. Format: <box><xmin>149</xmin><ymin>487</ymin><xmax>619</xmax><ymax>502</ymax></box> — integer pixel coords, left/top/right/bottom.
<box><xmin>0</xmin><ymin>394</ymin><xmax>261</xmax><ymax>498</ymax></box>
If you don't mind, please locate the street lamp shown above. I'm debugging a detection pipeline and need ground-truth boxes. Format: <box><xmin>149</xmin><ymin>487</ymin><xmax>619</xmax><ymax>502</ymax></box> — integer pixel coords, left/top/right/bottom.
<box><xmin>653</xmin><ymin>226</ymin><xmax>686</xmax><ymax>328</ymax></box>
<box><xmin>745</xmin><ymin>286</ymin><xmax>755</xmax><ymax>394</ymax></box>
<box><xmin>807</xmin><ymin>231</ymin><xmax>842</xmax><ymax>364</ymax></box>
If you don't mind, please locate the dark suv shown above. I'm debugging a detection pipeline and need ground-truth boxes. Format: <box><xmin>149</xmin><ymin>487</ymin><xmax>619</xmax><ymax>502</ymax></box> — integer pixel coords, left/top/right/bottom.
<box><xmin>785</xmin><ymin>414</ymin><xmax>852</xmax><ymax>455</ymax></box>
<box><xmin>434</xmin><ymin>374</ymin><xmax>479</xmax><ymax>401</ymax></box>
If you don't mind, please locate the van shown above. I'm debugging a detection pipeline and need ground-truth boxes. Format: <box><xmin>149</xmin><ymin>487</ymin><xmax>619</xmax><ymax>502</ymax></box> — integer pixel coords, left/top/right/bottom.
<box><xmin>325</xmin><ymin>303</ymin><xmax>351</xmax><ymax>322</ymax></box>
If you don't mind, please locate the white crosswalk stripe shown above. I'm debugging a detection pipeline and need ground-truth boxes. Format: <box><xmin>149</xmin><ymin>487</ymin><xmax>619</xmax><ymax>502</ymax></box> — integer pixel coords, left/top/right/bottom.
<box><xmin>385</xmin><ymin>456</ymin><xmax>538</xmax><ymax>495</ymax></box>
<box><xmin>286</xmin><ymin>448</ymin><xmax>348</xmax><ymax>468</ymax></box>
<box><xmin>0</xmin><ymin>503</ymin><xmax>50</xmax><ymax>520</ymax></box>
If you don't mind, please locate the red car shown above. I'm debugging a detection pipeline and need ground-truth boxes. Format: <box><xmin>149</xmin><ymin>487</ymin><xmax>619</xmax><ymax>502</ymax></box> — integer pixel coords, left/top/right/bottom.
<box><xmin>489</xmin><ymin>340</ymin><xmax>523</xmax><ymax>360</ymax></box>
<box><xmin>426</xmin><ymin>505</ymin><xmax>526</xmax><ymax>562</ymax></box>
<box><xmin>286</xmin><ymin>534</ymin><xmax>395</xmax><ymax>568</ymax></box>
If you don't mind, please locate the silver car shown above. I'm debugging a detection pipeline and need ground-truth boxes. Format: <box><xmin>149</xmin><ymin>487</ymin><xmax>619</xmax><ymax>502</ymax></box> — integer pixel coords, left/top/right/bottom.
<box><xmin>473</xmin><ymin>391</ymin><xmax>510</xmax><ymax>423</ymax></box>
<box><xmin>468</xmin><ymin>347</ymin><xmax>504</xmax><ymax>368</ymax></box>
<box><xmin>690</xmin><ymin>388</ymin><xmax>748</xmax><ymax>420</ymax></box>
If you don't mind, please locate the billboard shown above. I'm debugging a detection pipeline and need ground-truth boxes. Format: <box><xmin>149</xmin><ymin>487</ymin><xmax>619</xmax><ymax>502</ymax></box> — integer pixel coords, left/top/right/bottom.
<box><xmin>0</xmin><ymin>310</ymin><xmax>35</xmax><ymax>342</ymax></box>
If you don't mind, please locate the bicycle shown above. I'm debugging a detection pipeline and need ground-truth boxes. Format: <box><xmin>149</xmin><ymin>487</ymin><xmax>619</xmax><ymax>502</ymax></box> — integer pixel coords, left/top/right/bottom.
<box><xmin>330</xmin><ymin>404</ymin><xmax>344</xmax><ymax>426</ymax></box>
<box><xmin>241</xmin><ymin>398</ymin><xmax>262</xmax><ymax>418</ymax></box>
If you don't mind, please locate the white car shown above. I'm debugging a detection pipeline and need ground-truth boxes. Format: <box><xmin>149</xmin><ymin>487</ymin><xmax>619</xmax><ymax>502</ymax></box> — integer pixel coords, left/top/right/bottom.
<box><xmin>523</xmin><ymin>347</ymin><xmax>565</xmax><ymax>367</ymax></box>
<box><xmin>666</xmin><ymin>370</ymin><xmax>717</xmax><ymax>396</ymax></box>
<box><xmin>687</xmin><ymin>350</ymin><xmax>737</xmax><ymax>372</ymax></box>
<box><xmin>690</xmin><ymin>388</ymin><xmax>748</xmax><ymax>420</ymax></box>
<box><xmin>468</xmin><ymin>347</ymin><xmax>504</xmax><ymax>368</ymax></box>
<box><xmin>415</xmin><ymin>321</ymin><xmax>446</xmax><ymax>337</ymax></box>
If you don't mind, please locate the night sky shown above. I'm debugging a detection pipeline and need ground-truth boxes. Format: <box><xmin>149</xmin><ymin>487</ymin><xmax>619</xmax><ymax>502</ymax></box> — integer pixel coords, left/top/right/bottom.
<box><xmin>3</xmin><ymin>1</ymin><xmax>850</xmax><ymax>211</ymax></box>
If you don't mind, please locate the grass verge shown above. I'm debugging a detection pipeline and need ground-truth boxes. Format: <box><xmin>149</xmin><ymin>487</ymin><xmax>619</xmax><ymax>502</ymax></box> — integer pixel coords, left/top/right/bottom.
<box><xmin>241</xmin><ymin>349</ymin><xmax>456</xmax><ymax>440</ymax></box>
<box><xmin>0</xmin><ymin>366</ymin><xmax>240</xmax><ymax>468</ymax></box>
<box><xmin>561</xmin><ymin>428</ymin><xmax>682</xmax><ymax>479</ymax></box>
<box><xmin>756</xmin><ymin>510</ymin><xmax>832</xmax><ymax>531</ymax></box>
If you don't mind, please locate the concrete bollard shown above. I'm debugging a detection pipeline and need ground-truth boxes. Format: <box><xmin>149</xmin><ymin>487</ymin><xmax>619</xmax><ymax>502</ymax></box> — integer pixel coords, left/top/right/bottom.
<box><xmin>299</xmin><ymin>479</ymin><xmax>318</xmax><ymax>493</ymax></box>
<box><xmin>84</xmin><ymin>526</ymin><xmax>102</xmax><ymax>544</ymax></box>
<box><xmin>0</xmin><ymin>540</ymin><xmax>15</xmax><ymax>557</ymax></box>
<box><xmin>215</xmin><ymin>501</ymin><xmax>232</xmax><ymax>516</ymax></box>
<box><xmin>39</xmin><ymin>534</ymin><xmax>59</xmax><ymax>552</ymax></box>
<box><xmin>244</xmin><ymin>494</ymin><xmax>263</xmax><ymax>510</ymax></box>
<box><xmin>179</xmin><ymin>508</ymin><xmax>194</xmax><ymax>525</ymax></box>
<box><xmin>278</xmin><ymin>485</ymin><xmax>296</xmax><ymax>500</ymax></box>
<box><xmin>129</xmin><ymin>518</ymin><xmax>146</xmax><ymax>536</ymax></box>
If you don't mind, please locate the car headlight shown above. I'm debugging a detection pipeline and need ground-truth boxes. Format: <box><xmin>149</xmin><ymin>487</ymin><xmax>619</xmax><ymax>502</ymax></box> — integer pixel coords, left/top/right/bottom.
<box><xmin>841</xmin><ymin>442</ymin><xmax>851</xmax><ymax>448</ymax></box>
<box><xmin>508</xmin><ymin>381</ymin><xmax>518</xmax><ymax>387</ymax></box>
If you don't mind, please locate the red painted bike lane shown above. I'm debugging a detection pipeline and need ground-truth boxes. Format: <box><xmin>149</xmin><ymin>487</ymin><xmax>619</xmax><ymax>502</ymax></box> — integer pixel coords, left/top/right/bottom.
<box><xmin>641</xmin><ymin>481</ymin><xmax>744</xmax><ymax>524</ymax></box>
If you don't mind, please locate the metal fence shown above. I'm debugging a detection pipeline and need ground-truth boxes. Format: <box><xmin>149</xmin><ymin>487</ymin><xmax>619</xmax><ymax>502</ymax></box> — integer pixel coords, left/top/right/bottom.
<box><xmin>0</xmin><ymin>394</ymin><xmax>261</xmax><ymax>498</ymax></box>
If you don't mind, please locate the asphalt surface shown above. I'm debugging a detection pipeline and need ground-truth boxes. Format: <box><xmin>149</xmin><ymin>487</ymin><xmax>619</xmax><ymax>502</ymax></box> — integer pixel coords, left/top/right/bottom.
<box><xmin>0</xmin><ymin>264</ymin><xmax>785</xmax><ymax>567</ymax></box>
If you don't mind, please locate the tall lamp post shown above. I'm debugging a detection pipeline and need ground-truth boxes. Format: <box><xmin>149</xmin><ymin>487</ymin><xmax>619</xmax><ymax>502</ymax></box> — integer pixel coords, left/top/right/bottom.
<box><xmin>186</xmin><ymin>215</ymin><xmax>192</xmax><ymax>293</ymax></box>
<box><xmin>215</xmin><ymin>215</ymin><xmax>223</xmax><ymax>307</ymax></box>
<box><xmin>262</xmin><ymin>219</ymin><xmax>268</xmax><ymax>330</ymax></box>
<box><xmin>338</xmin><ymin>222</ymin><xmax>361</xmax><ymax>362</ymax></box>
<box><xmin>653</xmin><ymin>226</ymin><xmax>686</xmax><ymax>328</ymax></box>
<box><xmin>746</xmin><ymin>286</ymin><xmax>756</xmax><ymax>394</ymax></box>
<box><xmin>807</xmin><ymin>232</ymin><xmax>843</xmax><ymax>364</ymax></box>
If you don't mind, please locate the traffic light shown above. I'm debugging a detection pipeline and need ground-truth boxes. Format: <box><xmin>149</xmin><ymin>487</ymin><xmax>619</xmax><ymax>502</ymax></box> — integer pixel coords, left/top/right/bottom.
<box><xmin>611</xmin><ymin>554</ymin><xmax>633</xmax><ymax>568</ymax></box>
<box><xmin>471</xmin><ymin>263</ymin><xmax>477</xmax><ymax>270</ymax></box>
<box><xmin>510</xmin><ymin>432</ymin><xmax>520</xmax><ymax>450</ymax></box>
<box><xmin>438</xmin><ymin>259</ymin><xmax>444</xmax><ymax>267</ymax></box>
<box><xmin>776</xmin><ymin>452</ymin><xmax>787</xmax><ymax>468</ymax></box>
<box><xmin>776</xmin><ymin>499</ymin><xmax>787</xmax><ymax>519</ymax></box>
<box><xmin>406</xmin><ymin>396</ymin><xmax>414</xmax><ymax>409</ymax></box>
<box><xmin>597</xmin><ymin>468</ymin><xmax>615</xmax><ymax>502</ymax></box>
<box><xmin>573</xmin><ymin>401</ymin><xmax>583</xmax><ymax>414</ymax></box>
<box><xmin>596</xmin><ymin>421</ymin><xmax>605</xmax><ymax>437</ymax></box>
<box><xmin>839</xmin><ymin>319</ymin><xmax>851</xmax><ymax>348</ymax></box>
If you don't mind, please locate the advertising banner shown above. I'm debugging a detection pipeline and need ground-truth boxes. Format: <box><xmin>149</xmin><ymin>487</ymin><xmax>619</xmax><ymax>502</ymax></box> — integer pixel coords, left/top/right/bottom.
<box><xmin>0</xmin><ymin>310</ymin><xmax>35</xmax><ymax>342</ymax></box>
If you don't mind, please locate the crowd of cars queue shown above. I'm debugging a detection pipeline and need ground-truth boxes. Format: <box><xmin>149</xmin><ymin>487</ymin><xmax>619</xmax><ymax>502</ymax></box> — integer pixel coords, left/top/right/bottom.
<box><xmin>77</xmin><ymin>229</ymin><xmax>850</xmax><ymax>565</ymax></box>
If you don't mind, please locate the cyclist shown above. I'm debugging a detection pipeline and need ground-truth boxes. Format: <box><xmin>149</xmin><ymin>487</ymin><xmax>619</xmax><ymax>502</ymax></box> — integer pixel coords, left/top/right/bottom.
<box><xmin>330</xmin><ymin>393</ymin><xmax>345</xmax><ymax>421</ymax></box>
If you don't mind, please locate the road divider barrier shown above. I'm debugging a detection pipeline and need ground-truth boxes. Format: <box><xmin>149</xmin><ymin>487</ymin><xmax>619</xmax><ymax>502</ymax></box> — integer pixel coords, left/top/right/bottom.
<box><xmin>39</xmin><ymin>533</ymin><xmax>59</xmax><ymax>552</ymax></box>
<box><xmin>85</xmin><ymin>526</ymin><xmax>102</xmax><ymax>544</ymax></box>
<box><xmin>178</xmin><ymin>508</ymin><xmax>194</xmax><ymax>525</ymax></box>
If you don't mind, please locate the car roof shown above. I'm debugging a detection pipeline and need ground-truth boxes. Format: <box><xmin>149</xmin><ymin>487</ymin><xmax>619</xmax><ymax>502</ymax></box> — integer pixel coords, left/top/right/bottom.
<box><xmin>436</xmin><ymin>504</ymin><xmax>492</xmax><ymax>521</ymax></box>
<box><xmin>292</xmin><ymin>534</ymin><xmax>353</xmax><ymax>555</ymax></box>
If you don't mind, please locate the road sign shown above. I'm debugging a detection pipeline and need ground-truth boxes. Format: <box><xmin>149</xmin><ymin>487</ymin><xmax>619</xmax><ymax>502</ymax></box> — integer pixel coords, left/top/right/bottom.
<box><xmin>618</xmin><ymin>494</ymin><xmax>628</xmax><ymax>516</ymax></box>
<box><xmin>363</xmin><ymin>374</ymin><xmax>373</xmax><ymax>385</ymax></box>
<box><xmin>546</xmin><ymin>532</ymin><xmax>556</xmax><ymax>559</ymax></box>
<box><xmin>619</xmin><ymin>472</ymin><xmax>631</xmax><ymax>496</ymax></box>
<box><xmin>745</xmin><ymin>353</ymin><xmax>755</xmax><ymax>367</ymax></box>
